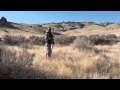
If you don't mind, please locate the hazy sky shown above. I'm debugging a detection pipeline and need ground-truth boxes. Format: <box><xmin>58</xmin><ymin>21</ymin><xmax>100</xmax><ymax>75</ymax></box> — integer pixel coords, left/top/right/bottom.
<box><xmin>0</xmin><ymin>11</ymin><xmax>120</xmax><ymax>24</ymax></box>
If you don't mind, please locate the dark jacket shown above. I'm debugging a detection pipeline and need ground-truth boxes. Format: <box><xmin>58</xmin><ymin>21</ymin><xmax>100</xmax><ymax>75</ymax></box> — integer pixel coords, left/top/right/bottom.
<box><xmin>45</xmin><ymin>31</ymin><xmax>54</xmax><ymax>44</ymax></box>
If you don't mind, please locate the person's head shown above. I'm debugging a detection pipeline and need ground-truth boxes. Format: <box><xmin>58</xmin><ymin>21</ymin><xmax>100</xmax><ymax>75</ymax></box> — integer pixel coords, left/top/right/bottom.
<box><xmin>48</xmin><ymin>27</ymin><xmax>51</xmax><ymax>32</ymax></box>
<box><xmin>46</xmin><ymin>27</ymin><xmax>51</xmax><ymax>32</ymax></box>
<box><xmin>46</xmin><ymin>27</ymin><xmax>52</xmax><ymax>32</ymax></box>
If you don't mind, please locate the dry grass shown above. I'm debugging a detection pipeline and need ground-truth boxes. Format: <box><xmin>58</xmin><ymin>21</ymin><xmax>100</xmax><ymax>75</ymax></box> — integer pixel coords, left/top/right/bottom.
<box><xmin>0</xmin><ymin>23</ymin><xmax>120</xmax><ymax>78</ymax></box>
<box><xmin>29</xmin><ymin>44</ymin><xmax>120</xmax><ymax>79</ymax></box>
<box><xmin>0</xmin><ymin>40</ymin><xmax>120</xmax><ymax>79</ymax></box>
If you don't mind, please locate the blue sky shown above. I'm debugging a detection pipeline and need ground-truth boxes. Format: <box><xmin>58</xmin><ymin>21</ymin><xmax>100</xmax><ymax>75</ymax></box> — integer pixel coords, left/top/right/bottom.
<box><xmin>0</xmin><ymin>11</ymin><xmax>120</xmax><ymax>24</ymax></box>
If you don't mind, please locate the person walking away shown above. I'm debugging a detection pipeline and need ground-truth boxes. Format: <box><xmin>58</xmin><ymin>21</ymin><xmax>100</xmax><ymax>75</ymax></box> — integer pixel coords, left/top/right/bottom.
<box><xmin>45</xmin><ymin>27</ymin><xmax>54</xmax><ymax>58</ymax></box>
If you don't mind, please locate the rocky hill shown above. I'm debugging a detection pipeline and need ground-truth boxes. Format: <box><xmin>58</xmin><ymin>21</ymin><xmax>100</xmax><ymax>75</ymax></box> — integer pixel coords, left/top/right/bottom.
<box><xmin>0</xmin><ymin>17</ymin><xmax>18</xmax><ymax>29</ymax></box>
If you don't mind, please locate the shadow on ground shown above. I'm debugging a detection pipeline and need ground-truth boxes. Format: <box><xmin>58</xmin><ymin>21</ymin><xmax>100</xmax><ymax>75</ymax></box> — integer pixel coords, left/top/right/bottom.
<box><xmin>0</xmin><ymin>63</ymin><xmax>55</xmax><ymax>79</ymax></box>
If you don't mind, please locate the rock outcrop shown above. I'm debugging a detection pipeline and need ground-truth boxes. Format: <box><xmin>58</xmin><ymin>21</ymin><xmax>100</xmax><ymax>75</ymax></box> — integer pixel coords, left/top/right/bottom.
<box><xmin>0</xmin><ymin>17</ymin><xmax>7</xmax><ymax>25</ymax></box>
<box><xmin>0</xmin><ymin>17</ymin><xmax>18</xmax><ymax>29</ymax></box>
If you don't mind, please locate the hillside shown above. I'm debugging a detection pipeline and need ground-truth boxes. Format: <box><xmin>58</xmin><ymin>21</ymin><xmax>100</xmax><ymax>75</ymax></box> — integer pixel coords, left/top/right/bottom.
<box><xmin>0</xmin><ymin>16</ymin><xmax>120</xmax><ymax>38</ymax></box>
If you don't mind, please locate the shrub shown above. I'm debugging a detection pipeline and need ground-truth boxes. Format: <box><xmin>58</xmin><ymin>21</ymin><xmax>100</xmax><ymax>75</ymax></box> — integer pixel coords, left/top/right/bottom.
<box><xmin>29</xmin><ymin>35</ymin><xmax>76</xmax><ymax>46</ymax></box>
<box><xmin>73</xmin><ymin>36</ymin><xmax>92</xmax><ymax>50</ymax></box>
<box><xmin>89</xmin><ymin>34</ymin><xmax>118</xmax><ymax>45</ymax></box>
<box><xmin>19</xmin><ymin>43</ymin><xmax>30</xmax><ymax>49</ymax></box>
<box><xmin>54</xmin><ymin>35</ymin><xmax>76</xmax><ymax>45</ymax></box>
<box><xmin>3</xmin><ymin>35</ymin><xmax>28</xmax><ymax>46</ymax></box>
<box><xmin>29</xmin><ymin>36</ymin><xmax>45</xmax><ymax>45</ymax></box>
<box><xmin>38</xmin><ymin>25</ymin><xmax>42</xmax><ymax>27</ymax></box>
<box><xmin>0</xmin><ymin>46</ymin><xmax>36</xmax><ymax>79</ymax></box>
<box><xmin>0</xmin><ymin>46</ymin><xmax>34</xmax><ymax>66</ymax></box>
<box><xmin>103</xmin><ymin>34</ymin><xmax>117</xmax><ymax>39</ymax></box>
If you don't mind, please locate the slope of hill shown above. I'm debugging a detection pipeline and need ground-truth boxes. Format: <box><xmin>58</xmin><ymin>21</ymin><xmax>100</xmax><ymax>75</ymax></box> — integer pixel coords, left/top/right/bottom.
<box><xmin>1</xmin><ymin>17</ymin><xmax>120</xmax><ymax>38</ymax></box>
<box><xmin>106</xmin><ymin>23</ymin><xmax>120</xmax><ymax>29</ymax></box>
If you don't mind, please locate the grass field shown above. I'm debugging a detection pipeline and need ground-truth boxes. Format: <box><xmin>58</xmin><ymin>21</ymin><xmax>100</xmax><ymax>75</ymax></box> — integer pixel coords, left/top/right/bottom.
<box><xmin>0</xmin><ymin>39</ymin><xmax>120</xmax><ymax>79</ymax></box>
<box><xmin>0</xmin><ymin>23</ymin><xmax>120</xmax><ymax>79</ymax></box>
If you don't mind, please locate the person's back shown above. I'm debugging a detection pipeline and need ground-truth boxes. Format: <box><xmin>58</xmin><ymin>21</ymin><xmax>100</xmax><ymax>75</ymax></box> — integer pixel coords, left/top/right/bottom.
<box><xmin>45</xmin><ymin>27</ymin><xmax>54</xmax><ymax>58</ymax></box>
<box><xmin>45</xmin><ymin>31</ymin><xmax>54</xmax><ymax>44</ymax></box>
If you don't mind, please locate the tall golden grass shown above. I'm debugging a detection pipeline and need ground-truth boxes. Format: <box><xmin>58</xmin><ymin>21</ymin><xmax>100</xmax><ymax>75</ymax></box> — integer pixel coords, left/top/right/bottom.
<box><xmin>0</xmin><ymin>33</ymin><xmax>119</xmax><ymax>78</ymax></box>
<box><xmin>0</xmin><ymin>34</ymin><xmax>120</xmax><ymax>79</ymax></box>
<box><xmin>22</xmin><ymin>43</ymin><xmax>120</xmax><ymax>79</ymax></box>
